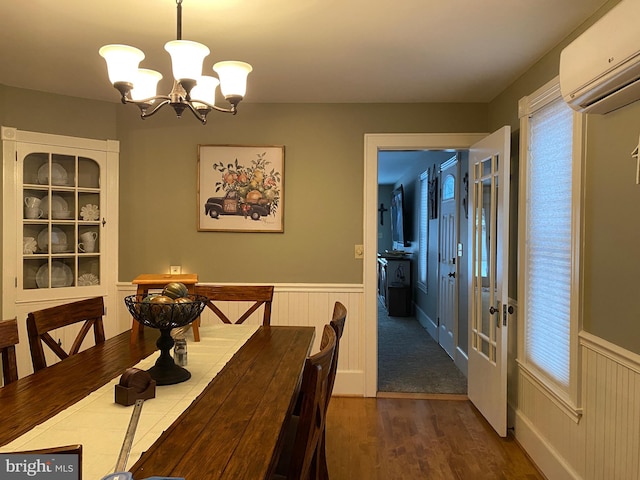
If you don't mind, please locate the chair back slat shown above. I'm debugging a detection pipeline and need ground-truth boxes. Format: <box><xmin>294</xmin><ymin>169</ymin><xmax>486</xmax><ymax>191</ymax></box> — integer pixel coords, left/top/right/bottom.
<box><xmin>0</xmin><ymin>318</ymin><xmax>19</xmax><ymax>385</ymax></box>
<box><xmin>27</xmin><ymin>297</ymin><xmax>105</xmax><ymax>372</ymax></box>
<box><xmin>195</xmin><ymin>285</ymin><xmax>274</xmax><ymax>325</ymax></box>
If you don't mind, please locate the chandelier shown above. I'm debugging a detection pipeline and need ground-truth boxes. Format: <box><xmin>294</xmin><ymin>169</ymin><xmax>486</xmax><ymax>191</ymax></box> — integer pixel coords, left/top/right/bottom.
<box><xmin>99</xmin><ymin>0</ymin><xmax>252</xmax><ymax>125</ymax></box>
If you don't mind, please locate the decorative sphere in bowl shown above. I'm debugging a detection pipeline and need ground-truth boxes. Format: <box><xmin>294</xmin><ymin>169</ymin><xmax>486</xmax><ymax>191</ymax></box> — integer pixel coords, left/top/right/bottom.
<box><xmin>124</xmin><ymin>294</ymin><xmax>207</xmax><ymax>330</ymax></box>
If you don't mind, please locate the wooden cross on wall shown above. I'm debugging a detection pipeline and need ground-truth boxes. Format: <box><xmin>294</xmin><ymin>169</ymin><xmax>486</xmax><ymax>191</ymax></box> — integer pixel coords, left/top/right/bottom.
<box><xmin>378</xmin><ymin>203</ymin><xmax>388</xmax><ymax>225</ymax></box>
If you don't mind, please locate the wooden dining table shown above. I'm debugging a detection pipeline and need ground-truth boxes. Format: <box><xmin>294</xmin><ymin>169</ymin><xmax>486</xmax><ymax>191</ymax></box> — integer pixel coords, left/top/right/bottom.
<box><xmin>0</xmin><ymin>325</ymin><xmax>315</xmax><ymax>479</ymax></box>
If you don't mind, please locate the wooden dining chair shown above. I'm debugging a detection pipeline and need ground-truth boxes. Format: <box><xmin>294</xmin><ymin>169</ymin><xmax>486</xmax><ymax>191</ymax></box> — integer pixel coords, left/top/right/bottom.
<box><xmin>194</xmin><ymin>285</ymin><xmax>274</xmax><ymax>325</ymax></box>
<box><xmin>274</xmin><ymin>324</ymin><xmax>336</xmax><ymax>480</ymax></box>
<box><xmin>317</xmin><ymin>301</ymin><xmax>347</xmax><ymax>480</ymax></box>
<box><xmin>27</xmin><ymin>297</ymin><xmax>105</xmax><ymax>372</ymax></box>
<box><xmin>291</xmin><ymin>301</ymin><xmax>347</xmax><ymax>479</ymax></box>
<box><xmin>0</xmin><ymin>318</ymin><xmax>19</xmax><ymax>385</ymax></box>
<box><xmin>12</xmin><ymin>444</ymin><xmax>82</xmax><ymax>479</ymax></box>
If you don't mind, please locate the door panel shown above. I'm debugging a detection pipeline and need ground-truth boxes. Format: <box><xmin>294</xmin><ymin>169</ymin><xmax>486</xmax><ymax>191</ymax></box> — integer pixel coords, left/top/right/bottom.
<box><xmin>468</xmin><ymin>126</ymin><xmax>510</xmax><ymax>437</ymax></box>
<box><xmin>438</xmin><ymin>160</ymin><xmax>458</xmax><ymax>358</ymax></box>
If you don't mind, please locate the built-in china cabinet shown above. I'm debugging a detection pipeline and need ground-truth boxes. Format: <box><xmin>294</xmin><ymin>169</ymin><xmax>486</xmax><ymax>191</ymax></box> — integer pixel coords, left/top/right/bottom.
<box><xmin>2</xmin><ymin>127</ymin><xmax>119</xmax><ymax>378</ymax></box>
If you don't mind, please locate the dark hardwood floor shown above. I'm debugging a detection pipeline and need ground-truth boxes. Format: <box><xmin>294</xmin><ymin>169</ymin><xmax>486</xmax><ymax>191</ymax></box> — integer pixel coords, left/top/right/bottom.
<box><xmin>325</xmin><ymin>396</ymin><xmax>545</xmax><ymax>480</ymax></box>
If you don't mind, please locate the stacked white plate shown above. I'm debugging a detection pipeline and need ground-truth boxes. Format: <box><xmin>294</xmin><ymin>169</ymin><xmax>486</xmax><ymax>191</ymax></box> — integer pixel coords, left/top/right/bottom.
<box><xmin>41</xmin><ymin>195</ymin><xmax>69</xmax><ymax>219</ymax></box>
<box><xmin>38</xmin><ymin>227</ymin><xmax>68</xmax><ymax>253</ymax></box>
<box><xmin>36</xmin><ymin>262</ymin><xmax>73</xmax><ymax>288</ymax></box>
<box><xmin>37</xmin><ymin>163</ymin><xmax>68</xmax><ymax>186</ymax></box>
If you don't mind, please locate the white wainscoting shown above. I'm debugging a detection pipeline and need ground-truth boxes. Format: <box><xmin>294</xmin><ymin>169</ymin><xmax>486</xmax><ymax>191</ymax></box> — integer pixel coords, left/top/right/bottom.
<box><xmin>117</xmin><ymin>282</ymin><xmax>365</xmax><ymax>396</ymax></box>
<box><xmin>513</xmin><ymin>331</ymin><xmax>640</xmax><ymax>480</ymax></box>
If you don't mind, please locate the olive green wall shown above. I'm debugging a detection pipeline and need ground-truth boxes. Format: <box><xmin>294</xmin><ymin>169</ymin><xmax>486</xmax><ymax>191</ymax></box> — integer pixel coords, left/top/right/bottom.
<box><xmin>0</xmin><ymin>85</ymin><xmax>118</xmax><ymax>140</ymax></box>
<box><xmin>582</xmin><ymin>104</ymin><xmax>640</xmax><ymax>353</ymax></box>
<box><xmin>116</xmin><ymin>103</ymin><xmax>487</xmax><ymax>284</ymax></box>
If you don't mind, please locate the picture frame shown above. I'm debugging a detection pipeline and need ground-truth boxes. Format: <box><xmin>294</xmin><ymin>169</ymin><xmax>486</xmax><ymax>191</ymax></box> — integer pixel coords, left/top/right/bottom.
<box><xmin>197</xmin><ymin>144</ymin><xmax>284</xmax><ymax>232</ymax></box>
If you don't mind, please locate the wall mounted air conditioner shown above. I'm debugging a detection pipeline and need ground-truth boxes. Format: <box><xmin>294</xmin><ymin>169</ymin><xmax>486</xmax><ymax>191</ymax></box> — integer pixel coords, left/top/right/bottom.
<box><xmin>560</xmin><ymin>0</ymin><xmax>640</xmax><ymax>114</ymax></box>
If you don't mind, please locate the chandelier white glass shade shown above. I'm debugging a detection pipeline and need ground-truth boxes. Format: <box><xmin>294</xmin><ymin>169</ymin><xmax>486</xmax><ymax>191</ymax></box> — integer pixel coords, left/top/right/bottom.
<box><xmin>98</xmin><ymin>0</ymin><xmax>252</xmax><ymax>125</ymax></box>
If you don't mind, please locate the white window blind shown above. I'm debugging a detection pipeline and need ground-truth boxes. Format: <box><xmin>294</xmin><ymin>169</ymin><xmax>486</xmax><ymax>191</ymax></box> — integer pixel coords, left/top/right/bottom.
<box><xmin>525</xmin><ymin>97</ymin><xmax>573</xmax><ymax>387</ymax></box>
<box><xmin>418</xmin><ymin>171</ymin><xmax>428</xmax><ymax>290</ymax></box>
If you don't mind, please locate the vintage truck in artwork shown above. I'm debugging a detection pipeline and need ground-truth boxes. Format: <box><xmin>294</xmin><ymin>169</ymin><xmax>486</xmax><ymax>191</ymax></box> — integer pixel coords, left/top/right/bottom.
<box><xmin>204</xmin><ymin>190</ymin><xmax>271</xmax><ymax>220</ymax></box>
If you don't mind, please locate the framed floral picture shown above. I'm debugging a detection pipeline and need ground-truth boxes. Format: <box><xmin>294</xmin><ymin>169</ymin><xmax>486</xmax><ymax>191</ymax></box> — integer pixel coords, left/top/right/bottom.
<box><xmin>197</xmin><ymin>144</ymin><xmax>284</xmax><ymax>232</ymax></box>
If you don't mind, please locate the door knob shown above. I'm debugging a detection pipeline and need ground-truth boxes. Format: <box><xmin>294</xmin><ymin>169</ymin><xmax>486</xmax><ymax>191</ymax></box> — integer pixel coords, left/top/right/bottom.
<box><xmin>489</xmin><ymin>306</ymin><xmax>498</xmax><ymax>315</ymax></box>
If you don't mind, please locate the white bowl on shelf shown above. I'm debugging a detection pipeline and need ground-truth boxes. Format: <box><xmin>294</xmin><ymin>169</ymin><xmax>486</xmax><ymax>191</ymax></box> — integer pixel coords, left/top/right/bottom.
<box><xmin>51</xmin><ymin>243</ymin><xmax>69</xmax><ymax>253</ymax></box>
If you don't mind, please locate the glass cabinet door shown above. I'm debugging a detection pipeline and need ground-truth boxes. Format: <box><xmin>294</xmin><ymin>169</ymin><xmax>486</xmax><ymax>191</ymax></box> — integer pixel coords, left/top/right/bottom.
<box><xmin>20</xmin><ymin>146</ymin><xmax>104</xmax><ymax>295</ymax></box>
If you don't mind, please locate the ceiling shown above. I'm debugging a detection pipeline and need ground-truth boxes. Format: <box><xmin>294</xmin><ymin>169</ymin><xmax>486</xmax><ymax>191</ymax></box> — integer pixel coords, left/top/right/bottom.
<box><xmin>0</xmin><ymin>0</ymin><xmax>607</xmax><ymax>106</ymax></box>
<box><xmin>1</xmin><ymin>1</ymin><xmax>608</xmax><ymax>186</ymax></box>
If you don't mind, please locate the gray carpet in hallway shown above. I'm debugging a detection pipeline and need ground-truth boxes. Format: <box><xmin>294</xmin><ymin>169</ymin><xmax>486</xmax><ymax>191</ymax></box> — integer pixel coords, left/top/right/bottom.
<box><xmin>377</xmin><ymin>303</ymin><xmax>467</xmax><ymax>394</ymax></box>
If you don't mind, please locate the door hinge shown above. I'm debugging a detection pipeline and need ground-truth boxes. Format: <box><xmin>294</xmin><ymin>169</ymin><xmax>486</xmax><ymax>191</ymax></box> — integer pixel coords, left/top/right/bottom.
<box><xmin>15</xmin><ymin>277</ymin><xmax>18</xmax><ymax>288</ymax></box>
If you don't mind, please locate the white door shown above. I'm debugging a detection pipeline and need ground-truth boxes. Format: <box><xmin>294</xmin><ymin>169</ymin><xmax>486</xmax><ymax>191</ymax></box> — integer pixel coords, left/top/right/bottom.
<box><xmin>437</xmin><ymin>157</ymin><xmax>458</xmax><ymax>358</ymax></box>
<box><xmin>467</xmin><ymin>126</ymin><xmax>510</xmax><ymax>437</ymax></box>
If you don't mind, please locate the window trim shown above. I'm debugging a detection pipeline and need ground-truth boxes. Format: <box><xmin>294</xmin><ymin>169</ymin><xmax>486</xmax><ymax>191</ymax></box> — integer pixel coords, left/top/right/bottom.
<box><xmin>517</xmin><ymin>76</ymin><xmax>585</xmax><ymax>419</ymax></box>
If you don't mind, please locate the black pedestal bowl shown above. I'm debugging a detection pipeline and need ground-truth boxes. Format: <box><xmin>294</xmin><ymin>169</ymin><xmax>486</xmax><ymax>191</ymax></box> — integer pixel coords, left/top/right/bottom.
<box><xmin>124</xmin><ymin>294</ymin><xmax>207</xmax><ymax>385</ymax></box>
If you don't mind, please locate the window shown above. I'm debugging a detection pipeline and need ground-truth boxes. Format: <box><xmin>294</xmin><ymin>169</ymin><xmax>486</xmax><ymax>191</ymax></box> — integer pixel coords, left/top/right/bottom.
<box><xmin>418</xmin><ymin>171</ymin><xmax>428</xmax><ymax>292</ymax></box>
<box><xmin>442</xmin><ymin>174</ymin><xmax>455</xmax><ymax>200</ymax></box>
<box><xmin>518</xmin><ymin>77</ymin><xmax>584</xmax><ymax>418</ymax></box>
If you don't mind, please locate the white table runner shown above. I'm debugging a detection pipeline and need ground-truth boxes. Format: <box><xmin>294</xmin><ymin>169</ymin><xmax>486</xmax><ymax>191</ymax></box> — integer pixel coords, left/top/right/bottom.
<box><xmin>0</xmin><ymin>325</ymin><xmax>258</xmax><ymax>479</ymax></box>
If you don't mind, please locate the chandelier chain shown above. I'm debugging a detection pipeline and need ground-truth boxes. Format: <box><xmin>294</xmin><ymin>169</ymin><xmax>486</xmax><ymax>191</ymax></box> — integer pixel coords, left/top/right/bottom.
<box><xmin>176</xmin><ymin>0</ymin><xmax>182</xmax><ymax>41</ymax></box>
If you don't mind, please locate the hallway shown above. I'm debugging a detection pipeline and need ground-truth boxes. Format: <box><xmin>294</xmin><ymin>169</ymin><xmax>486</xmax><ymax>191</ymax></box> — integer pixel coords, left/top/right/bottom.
<box><xmin>378</xmin><ymin>301</ymin><xmax>467</xmax><ymax>395</ymax></box>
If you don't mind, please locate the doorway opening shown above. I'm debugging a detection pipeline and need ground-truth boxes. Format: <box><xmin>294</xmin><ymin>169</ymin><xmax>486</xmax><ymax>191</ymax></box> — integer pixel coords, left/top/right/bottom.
<box><xmin>376</xmin><ymin>149</ymin><xmax>467</xmax><ymax>395</ymax></box>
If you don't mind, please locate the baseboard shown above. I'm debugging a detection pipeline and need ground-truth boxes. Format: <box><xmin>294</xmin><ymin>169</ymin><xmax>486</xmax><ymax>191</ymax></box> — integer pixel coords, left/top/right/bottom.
<box><xmin>332</xmin><ymin>370</ymin><xmax>364</xmax><ymax>396</ymax></box>
<box><xmin>377</xmin><ymin>391</ymin><xmax>468</xmax><ymax>401</ymax></box>
<box><xmin>415</xmin><ymin>304</ymin><xmax>438</xmax><ymax>340</ymax></box>
<box><xmin>454</xmin><ymin>346</ymin><xmax>468</xmax><ymax>378</ymax></box>
<box><xmin>514</xmin><ymin>410</ymin><xmax>583</xmax><ymax>480</ymax></box>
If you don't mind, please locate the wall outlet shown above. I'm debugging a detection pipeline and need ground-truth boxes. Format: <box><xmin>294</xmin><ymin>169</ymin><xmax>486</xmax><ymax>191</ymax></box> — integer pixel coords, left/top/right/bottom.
<box><xmin>170</xmin><ymin>265</ymin><xmax>182</xmax><ymax>275</ymax></box>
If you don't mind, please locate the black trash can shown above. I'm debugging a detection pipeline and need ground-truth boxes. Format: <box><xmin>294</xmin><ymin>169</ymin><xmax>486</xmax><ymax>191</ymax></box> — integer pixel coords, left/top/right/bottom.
<box><xmin>387</xmin><ymin>282</ymin><xmax>411</xmax><ymax>317</ymax></box>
